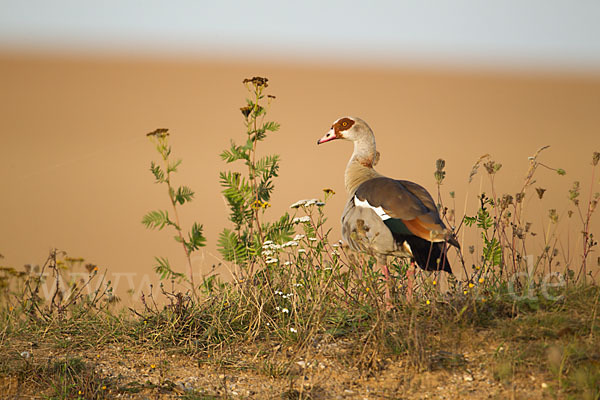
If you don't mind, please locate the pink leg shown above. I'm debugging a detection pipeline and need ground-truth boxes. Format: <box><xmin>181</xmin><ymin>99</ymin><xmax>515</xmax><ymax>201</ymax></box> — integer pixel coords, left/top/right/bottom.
<box><xmin>406</xmin><ymin>262</ymin><xmax>415</xmax><ymax>302</ymax></box>
<box><xmin>381</xmin><ymin>263</ymin><xmax>392</xmax><ymax>309</ymax></box>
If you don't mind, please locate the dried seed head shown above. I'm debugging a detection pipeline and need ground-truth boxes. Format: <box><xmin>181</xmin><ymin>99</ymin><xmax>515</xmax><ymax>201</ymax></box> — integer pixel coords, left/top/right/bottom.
<box><xmin>569</xmin><ymin>181</ymin><xmax>580</xmax><ymax>205</ymax></box>
<box><xmin>483</xmin><ymin>160</ymin><xmax>502</xmax><ymax>175</ymax></box>
<box><xmin>593</xmin><ymin>151</ymin><xmax>599</xmax><ymax>166</ymax></box>
<box><xmin>436</xmin><ymin>158</ymin><xmax>446</xmax><ymax>171</ymax></box>
<box><xmin>434</xmin><ymin>170</ymin><xmax>446</xmax><ymax>185</ymax></box>
<box><xmin>516</xmin><ymin>192</ymin><xmax>525</xmax><ymax>203</ymax></box>
<box><xmin>240</xmin><ymin>106</ymin><xmax>252</xmax><ymax>118</ymax></box>
<box><xmin>548</xmin><ymin>209</ymin><xmax>558</xmax><ymax>223</ymax></box>
<box><xmin>243</xmin><ymin>76</ymin><xmax>269</xmax><ymax>88</ymax></box>
<box><xmin>468</xmin><ymin>154</ymin><xmax>490</xmax><ymax>183</ymax></box>
<box><xmin>514</xmin><ymin>227</ymin><xmax>524</xmax><ymax>239</ymax></box>
<box><xmin>591</xmin><ymin>194</ymin><xmax>599</xmax><ymax>212</ymax></box>
<box><xmin>146</xmin><ymin>128</ymin><xmax>169</xmax><ymax>138</ymax></box>
<box><xmin>500</xmin><ymin>194</ymin><xmax>513</xmax><ymax>209</ymax></box>
<box><xmin>468</xmin><ymin>245</ymin><xmax>475</xmax><ymax>254</ymax></box>
<box><xmin>85</xmin><ymin>263</ymin><xmax>96</xmax><ymax>273</ymax></box>
<box><xmin>535</xmin><ymin>187</ymin><xmax>546</xmax><ymax>199</ymax></box>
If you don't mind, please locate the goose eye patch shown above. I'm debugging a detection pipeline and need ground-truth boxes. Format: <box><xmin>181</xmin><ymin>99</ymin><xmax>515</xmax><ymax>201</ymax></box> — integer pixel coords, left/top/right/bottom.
<box><xmin>336</xmin><ymin>118</ymin><xmax>355</xmax><ymax>132</ymax></box>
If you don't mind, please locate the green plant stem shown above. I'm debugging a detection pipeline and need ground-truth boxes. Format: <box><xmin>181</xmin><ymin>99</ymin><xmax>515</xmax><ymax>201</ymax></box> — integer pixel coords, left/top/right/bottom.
<box><xmin>163</xmin><ymin>159</ymin><xmax>198</xmax><ymax>299</ymax></box>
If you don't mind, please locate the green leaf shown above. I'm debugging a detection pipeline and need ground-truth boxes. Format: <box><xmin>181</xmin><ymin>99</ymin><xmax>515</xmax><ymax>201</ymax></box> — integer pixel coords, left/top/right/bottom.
<box><xmin>483</xmin><ymin>237</ymin><xmax>502</xmax><ymax>267</ymax></box>
<box><xmin>142</xmin><ymin>210</ymin><xmax>171</xmax><ymax>230</ymax></box>
<box><xmin>167</xmin><ymin>159</ymin><xmax>182</xmax><ymax>173</ymax></box>
<box><xmin>219</xmin><ymin>171</ymin><xmax>254</xmax><ymax>227</ymax></box>
<box><xmin>217</xmin><ymin>229</ymin><xmax>248</xmax><ymax>264</ymax></box>
<box><xmin>150</xmin><ymin>161</ymin><xmax>165</xmax><ymax>183</ymax></box>
<box><xmin>153</xmin><ymin>256</ymin><xmax>187</xmax><ymax>282</ymax></box>
<box><xmin>220</xmin><ymin>140</ymin><xmax>250</xmax><ymax>163</ymax></box>
<box><xmin>254</xmin><ymin>155</ymin><xmax>280</xmax><ymax>175</ymax></box>
<box><xmin>262</xmin><ymin>213</ymin><xmax>294</xmax><ymax>243</ymax></box>
<box><xmin>186</xmin><ymin>222</ymin><xmax>207</xmax><ymax>252</ymax></box>
<box><xmin>175</xmin><ymin>186</ymin><xmax>195</xmax><ymax>205</ymax></box>
<box><xmin>263</xmin><ymin>121</ymin><xmax>280</xmax><ymax>132</ymax></box>
<box><xmin>463</xmin><ymin>215</ymin><xmax>476</xmax><ymax>227</ymax></box>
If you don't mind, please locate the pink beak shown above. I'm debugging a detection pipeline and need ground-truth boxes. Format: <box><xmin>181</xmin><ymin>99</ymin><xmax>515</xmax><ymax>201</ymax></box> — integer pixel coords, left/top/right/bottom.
<box><xmin>317</xmin><ymin>129</ymin><xmax>337</xmax><ymax>145</ymax></box>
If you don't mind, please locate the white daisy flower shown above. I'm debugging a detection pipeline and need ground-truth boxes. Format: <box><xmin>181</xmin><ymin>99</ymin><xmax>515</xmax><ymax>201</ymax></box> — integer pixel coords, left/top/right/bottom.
<box><xmin>281</xmin><ymin>308</ymin><xmax>289</xmax><ymax>314</ymax></box>
<box><xmin>282</xmin><ymin>240</ymin><xmax>299</xmax><ymax>248</ymax></box>
<box><xmin>289</xmin><ymin>199</ymin><xmax>309</xmax><ymax>208</ymax></box>
<box><xmin>298</xmin><ymin>249</ymin><xmax>306</xmax><ymax>253</ymax></box>
<box><xmin>290</xmin><ymin>327</ymin><xmax>297</xmax><ymax>333</ymax></box>
<box><xmin>308</xmin><ymin>237</ymin><xmax>317</xmax><ymax>242</ymax></box>
<box><xmin>265</xmin><ymin>257</ymin><xmax>278</xmax><ymax>264</ymax></box>
<box><xmin>283</xmin><ymin>261</ymin><xmax>293</xmax><ymax>266</ymax></box>
<box><xmin>292</xmin><ymin>216</ymin><xmax>311</xmax><ymax>224</ymax></box>
<box><xmin>293</xmin><ymin>234</ymin><xmax>306</xmax><ymax>241</ymax></box>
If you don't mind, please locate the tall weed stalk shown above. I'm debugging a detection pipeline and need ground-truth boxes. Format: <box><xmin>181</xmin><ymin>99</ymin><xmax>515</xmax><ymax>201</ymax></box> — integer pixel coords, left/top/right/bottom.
<box><xmin>218</xmin><ymin>77</ymin><xmax>294</xmax><ymax>276</ymax></box>
<box><xmin>142</xmin><ymin>129</ymin><xmax>206</xmax><ymax>298</ymax></box>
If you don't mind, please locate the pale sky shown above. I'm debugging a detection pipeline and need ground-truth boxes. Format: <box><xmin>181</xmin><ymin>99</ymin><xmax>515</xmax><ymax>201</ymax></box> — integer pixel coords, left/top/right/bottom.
<box><xmin>1</xmin><ymin>0</ymin><xmax>600</xmax><ymax>71</ymax></box>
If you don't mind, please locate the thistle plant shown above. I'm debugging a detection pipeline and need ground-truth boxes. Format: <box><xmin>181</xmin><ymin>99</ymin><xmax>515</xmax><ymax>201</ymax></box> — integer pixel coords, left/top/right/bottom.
<box><xmin>459</xmin><ymin>147</ymin><xmax>577</xmax><ymax>296</ymax></box>
<box><xmin>142</xmin><ymin>129</ymin><xmax>206</xmax><ymax>297</ymax></box>
<box><xmin>218</xmin><ymin>77</ymin><xmax>294</xmax><ymax>273</ymax></box>
<box><xmin>569</xmin><ymin>151</ymin><xmax>600</xmax><ymax>282</ymax></box>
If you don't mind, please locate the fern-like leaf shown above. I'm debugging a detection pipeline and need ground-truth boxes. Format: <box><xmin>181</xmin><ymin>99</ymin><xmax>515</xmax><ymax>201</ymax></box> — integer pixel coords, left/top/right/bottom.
<box><xmin>150</xmin><ymin>161</ymin><xmax>165</xmax><ymax>183</ymax></box>
<box><xmin>262</xmin><ymin>213</ymin><xmax>295</xmax><ymax>243</ymax></box>
<box><xmin>263</xmin><ymin>121</ymin><xmax>280</xmax><ymax>132</ymax></box>
<box><xmin>217</xmin><ymin>229</ymin><xmax>248</xmax><ymax>264</ymax></box>
<box><xmin>175</xmin><ymin>186</ymin><xmax>195</xmax><ymax>205</ymax></box>
<box><xmin>167</xmin><ymin>159</ymin><xmax>182</xmax><ymax>173</ymax></box>
<box><xmin>220</xmin><ymin>140</ymin><xmax>250</xmax><ymax>163</ymax></box>
<box><xmin>153</xmin><ymin>256</ymin><xmax>186</xmax><ymax>282</ymax></box>
<box><xmin>186</xmin><ymin>222</ymin><xmax>207</xmax><ymax>252</ymax></box>
<box><xmin>141</xmin><ymin>210</ymin><xmax>170</xmax><ymax>230</ymax></box>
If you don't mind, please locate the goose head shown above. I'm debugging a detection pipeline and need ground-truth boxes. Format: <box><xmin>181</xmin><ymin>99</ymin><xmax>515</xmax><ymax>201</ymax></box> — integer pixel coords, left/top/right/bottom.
<box><xmin>317</xmin><ymin>116</ymin><xmax>374</xmax><ymax>145</ymax></box>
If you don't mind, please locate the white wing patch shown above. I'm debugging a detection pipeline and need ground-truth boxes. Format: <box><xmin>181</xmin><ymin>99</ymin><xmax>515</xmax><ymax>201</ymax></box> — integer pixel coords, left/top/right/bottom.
<box><xmin>354</xmin><ymin>196</ymin><xmax>391</xmax><ymax>220</ymax></box>
<box><xmin>401</xmin><ymin>241</ymin><xmax>413</xmax><ymax>256</ymax></box>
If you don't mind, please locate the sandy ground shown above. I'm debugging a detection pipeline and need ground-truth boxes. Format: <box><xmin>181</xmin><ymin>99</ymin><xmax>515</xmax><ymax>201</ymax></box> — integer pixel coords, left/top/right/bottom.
<box><xmin>1</xmin><ymin>332</ymin><xmax>553</xmax><ymax>399</ymax></box>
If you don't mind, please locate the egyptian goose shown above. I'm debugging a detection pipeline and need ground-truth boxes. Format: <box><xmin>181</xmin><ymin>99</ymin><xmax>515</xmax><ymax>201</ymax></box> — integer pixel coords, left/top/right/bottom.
<box><xmin>317</xmin><ymin>117</ymin><xmax>458</xmax><ymax>296</ymax></box>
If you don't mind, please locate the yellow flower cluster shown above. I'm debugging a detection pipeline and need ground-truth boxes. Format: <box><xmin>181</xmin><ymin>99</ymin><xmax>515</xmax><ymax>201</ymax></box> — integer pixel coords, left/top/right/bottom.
<box><xmin>252</xmin><ymin>200</ymin><xmax>271</xmax><ymax>209</ymax></box>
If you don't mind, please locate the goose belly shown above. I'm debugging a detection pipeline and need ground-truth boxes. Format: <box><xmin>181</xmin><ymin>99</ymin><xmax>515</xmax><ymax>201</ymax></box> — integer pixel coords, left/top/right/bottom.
<box><xmin>342</xmin><ymin>199</ymin><xmax>409</xmax><ymax>257</ymax></box>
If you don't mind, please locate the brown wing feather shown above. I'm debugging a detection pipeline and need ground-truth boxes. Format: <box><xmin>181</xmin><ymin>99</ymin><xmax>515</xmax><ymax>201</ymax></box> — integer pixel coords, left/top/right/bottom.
<box><xmin>355</xmin><ymin>178</ymin><xmax>427</xmax><ymax>219</ymax></box>
<box><xmin>401</xmin><ymin>217</ymin><xmax>435</xmax><ymax>242</ymax></box>
<box><xmin>355</xmin><ymin>177</ymin><xmax>440</xmax><ymax>222</ymax></box>
<box><xmin>355</xmin><ymin>177</ymin><xmax>459</xmax><ymax>247</ymax></box>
